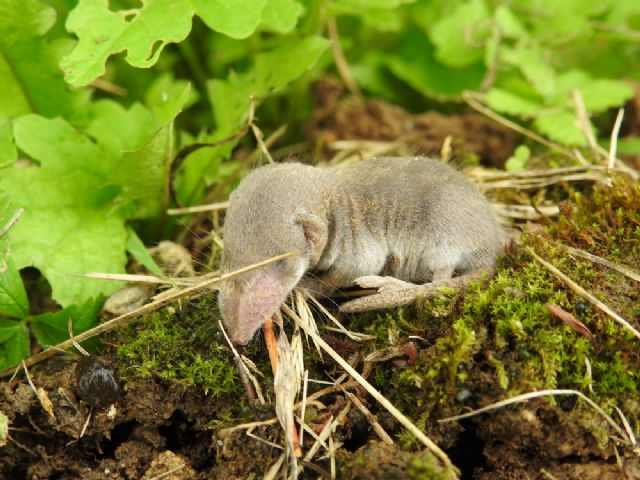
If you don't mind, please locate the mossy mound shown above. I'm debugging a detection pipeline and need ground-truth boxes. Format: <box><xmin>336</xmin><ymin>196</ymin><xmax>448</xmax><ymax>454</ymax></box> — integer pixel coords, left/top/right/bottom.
<box><xmin>111</xmin><ymin>178</ymin><xmax>639</xmax><ymax>478</ymax></box>
<box><xmin>346</xmin><ymin>178</ymin><xmax>639</xmax><ymax>473</ymax></box>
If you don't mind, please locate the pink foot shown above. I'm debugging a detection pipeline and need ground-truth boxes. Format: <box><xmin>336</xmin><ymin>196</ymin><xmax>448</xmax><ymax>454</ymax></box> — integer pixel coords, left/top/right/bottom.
<box><xmin>354</xmin><ymin>275</ymin><xmax>416</xmax><ymax>293</ymax></box>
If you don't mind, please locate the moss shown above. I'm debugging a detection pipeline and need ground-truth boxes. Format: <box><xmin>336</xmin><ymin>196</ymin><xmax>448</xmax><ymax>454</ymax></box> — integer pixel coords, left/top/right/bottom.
<box><xmin>115</xmin><ymin>297</ymin><xmax>245</xmax><ymax>396</ymax></box>
<box><xmin>407</xmin><ymin>455</ymin><xmax>453</xmax><ymax>480</ymax></box>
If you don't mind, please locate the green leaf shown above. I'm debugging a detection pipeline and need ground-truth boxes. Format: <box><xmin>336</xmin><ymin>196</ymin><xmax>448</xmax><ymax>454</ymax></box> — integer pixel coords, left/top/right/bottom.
<box><xmin>553</xmin><ymin>70</ymin><xmax>634</xmax><ymax>112</ymax></box>
<box><xmin>0</xmin><ymin>195</ymin><xmax>29</xmax><ymax>320</ymax></box>
<box><xmin>0</xmin><ymin>0</ymin><xmax>77</xmax><ymax>118</ymax></box>
<box><xmin>534</xmin><ymin>110</ymin><xmax>587</xmax><ymax>146</ymax></box>
<box><xmin>31</xmin><ymin>296</ymin><xmax>103</xmax><ymax>349</ymax></box>
<box><xmin>125</xmin><ymin>227</ymin><xmax>163</xmax><ymax>277</ymax></box>
<box><xmin>0</xmin><ymin>319</ymin><xmax>30</xmax><ymax>370</ymax></box>
<box><xmin>429</xmin><ymin>0</ymin><xmax>491</xmax><ymax>68</ymax></box>
<box><xmin>208</xmin><ymin>35</ymin><xmax>329</xmax><ymax>135</ymax></box>
<box><xmin>501</xmin><ymin>46</ymin><xmax>556</xmax><ymax>97</ymax></box>
<box><xmin>109</xmin><ymin>84</ymin><xmax>190</xmax><ymax>218</ymax></box>
<box><xmin>0</xmin><ymin>121</ymin><xmax>17</xmax><ymax>167</ymax></box>
<box><xmin>62</xmin><ymin>0</ymin><xmax>306</xmax><ymax>86</ymax></box>
<box><xmin>189</xmin><ymin>36</ymin><xmax>329</xmax><ymax>201</ymax></box>
<box><xmin>614</xmin><ymin>137</ymin><xmax>640</xmax><ymax>155</ymax></box>
<box><xmin>333</xmin><ymin>0</ymin><xmax>415</xmax><ymax>8</ymax></box>
<box><xmin>359</xmin><ymin>9</ymin><xmax>405</xmax><ymax>31</ymax></box>
<box><xmin>505</xmin><ymin>145</ymin><xmax>531</xmax><ymax>172</ymax></box>
<box><xmin>260</xmin><ymin>0</ymin><xmax>304</xmax><ymax>33</ymax></box>
<box><xmin>62</xmin><ymin>0</ymin><xmax>195</xmax><ymax>86</ymax></box>
<box><xmin>144</xmin><ymin>74</ymin><xmax>199</xmax><ymax>122</ymax></box>
<box><xmin>0</xmin><ymin>255</ymin><xmax>29</xmax><ymax>320</ymax></box>
<box><xmin>111</xmin><ymin>124</ymin><xmax>174</xmax><ymax>218</ymax></box>
<box><xmin>193</xmin><ymin>0</ymin><xmax>266</xmax><ymax>38</ymax></box>
<box><xmin>0</xmin><ymin>115</ymin><xmax>127</xmax><ymax>306</ymax></box>
<box><xmin>485</xmin><ymin>88</ymin><xmax>543</xmax><ymax>116</ymax></box>
<box><xmin>494</xmin><ymin>5</ymin><xmax>528</xmax><ymax>39</ymax></box>
<box><xmin>388</xmin><ymin>30</ymin><xmax>485</xmax><ymax>99</ymax></box>
<box><xmin>351</xmin><ymin>53</ymin><xmax>408</xmax><ymax>102</ymax></box>
<box><xmin>85</xmin><ymin>100</ymin><xmax>156</xmax><ymax>156</ymax></box>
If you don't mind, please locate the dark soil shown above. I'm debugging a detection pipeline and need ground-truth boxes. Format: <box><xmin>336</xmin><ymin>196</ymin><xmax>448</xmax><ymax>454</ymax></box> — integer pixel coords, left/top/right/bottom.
<box><xmin>3</xmin><ymin>339</ymin><xmax>638</xmax><ymax>479</ymax></box>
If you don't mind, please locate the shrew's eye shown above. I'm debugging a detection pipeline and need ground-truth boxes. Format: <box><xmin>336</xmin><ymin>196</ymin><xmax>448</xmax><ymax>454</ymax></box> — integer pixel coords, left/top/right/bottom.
<box><xmin>276</xmin><ymin>260</ymin><xmax>286</xmax><ymax>270</ymax></box>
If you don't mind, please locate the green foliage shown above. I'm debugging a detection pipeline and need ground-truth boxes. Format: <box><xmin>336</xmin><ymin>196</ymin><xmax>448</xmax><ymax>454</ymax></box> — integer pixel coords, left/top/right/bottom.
<box><xmin>346</xmin><ymin>0</ymin><xmax>638</xmax><ymax>144</ymax></box>
<box><xmin>0</xmin><ymin>0</ymin><xmax>81</xmax><ymax>119</ymax></box>
<box><xmin>61</xmin><ymin>0</ymin><xmax>305</xmax><ymax>86</ymax></box>
<box><xmin>505</xmin><ymin>144</ymin><xmax>531</xmax><ymax>171</ymax></box>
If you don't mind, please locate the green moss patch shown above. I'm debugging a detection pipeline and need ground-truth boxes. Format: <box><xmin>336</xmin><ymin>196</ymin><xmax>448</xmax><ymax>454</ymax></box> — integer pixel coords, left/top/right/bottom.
<box><xmin>115</xmin><ymin>298</ymin><xmax>243</xmax><ymax>397</ymax></box>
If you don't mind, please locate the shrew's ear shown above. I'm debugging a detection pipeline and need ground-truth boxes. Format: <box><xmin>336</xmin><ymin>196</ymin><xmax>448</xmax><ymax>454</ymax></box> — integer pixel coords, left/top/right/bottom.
<box><xmin>295</xmin><ymin>212</ymin><xmax>327</xmax><ymax>264</ymax></box>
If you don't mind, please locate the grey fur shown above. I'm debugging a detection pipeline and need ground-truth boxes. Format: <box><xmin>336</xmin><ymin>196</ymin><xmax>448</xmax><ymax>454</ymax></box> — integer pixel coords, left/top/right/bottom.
<box><xmin>219</xmin><ymin>157</ymin><xmax>502</xmax><ymax>344</ymax></box>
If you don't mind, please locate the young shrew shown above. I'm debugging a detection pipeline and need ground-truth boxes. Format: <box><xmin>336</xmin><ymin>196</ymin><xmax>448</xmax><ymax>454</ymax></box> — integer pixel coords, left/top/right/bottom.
<box><xmin>219</xmin><ymin>157</ymin><xmax>502</xmax><ymax>344</ymax></box>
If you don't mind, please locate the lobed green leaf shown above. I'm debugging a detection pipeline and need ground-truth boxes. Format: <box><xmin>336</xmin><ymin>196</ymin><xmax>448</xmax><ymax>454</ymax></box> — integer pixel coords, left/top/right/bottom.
<box><xmin>0</xmin><ymin>0</ymin><xmax>78</xmax><ymax>118</ymax></box>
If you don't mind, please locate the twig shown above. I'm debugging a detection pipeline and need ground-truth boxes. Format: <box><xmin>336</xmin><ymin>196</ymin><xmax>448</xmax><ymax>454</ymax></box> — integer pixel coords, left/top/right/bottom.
<box><xmin>249</xmin><ymin>114</ymin><xmax>275</xmax><ymax>164</ymax></box>
<box><xmin>68</xmin><ymin>318</ymin><xmax>90</xmax><ymax>356</ymax></box>
<box><xmin>90</xmin><ymin>79</ymin><xmax>128</xmax><ymax>97</ymax></box>
<box><xmin>340</xmin><ymin>387</ymin><xmax>394</xmax><ymax>445</ymax></box>
<box><xmin>528</xmin><ymin>248</ymin><xmax>640</xmax><ymax>341</ymax></box>
<box><xmin>615</xmin><ymin>406</ymin><xmax>637</xmax><ymax>447</ymax></box>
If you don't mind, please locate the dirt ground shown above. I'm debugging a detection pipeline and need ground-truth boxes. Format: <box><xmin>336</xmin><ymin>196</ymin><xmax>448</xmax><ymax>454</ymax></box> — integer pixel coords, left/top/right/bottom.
<box><xmin>2</xmin><ymin>81</ymin><xmax>640</xmax><ymax>479</ymax></box>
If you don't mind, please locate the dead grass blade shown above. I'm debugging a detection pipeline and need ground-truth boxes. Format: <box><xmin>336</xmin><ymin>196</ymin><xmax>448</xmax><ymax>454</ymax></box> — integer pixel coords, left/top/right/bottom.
<box><xmin>306</xmin><ymin>294</ymin><xmax>375</xmax><ymax>341</ymax></box>
<box><xmin>609</xmin><ymin>109</ymin><xmax>625</xmax><ymax>170</ymax></box>
<box><xmin>291</xmin><ymin>309</ymin><xmax>456</xmax><ymax>472</ymax></box>
<box><xmin>219</xmin><ymin>319</ymin><xmax>265</xmax><ymax>404</ymax></box>
<box><xmin>340</xmin><ymin>386</ymin><xmax>394</xmax><ymax>445</ymax></box>
<box><xmin>551</xmin><ymin>241</ymin><xmax>640</xmax><ymax>283</ymax></box>
<box><xmin>167</xmin><ymin>201</ymin><xmax>230</xmax><ymax>216</ymax></box>
<box><xmin>571</xmin><ymin>89</ymin><xmax>604</xmax><ymax>162</ymax></box>
<box><xmin>438</xmin><ymin>388</ymin><xmax>629</xmax><ymax>443</ymax></box>
<box><xmin>22</xmin><ymin>361</ymin><xmax>55</xmax><ymax>420</ymax></box>
<box><xmin>326</xmin><ymin>16</ymin><xmax>361</xmax><ymax>98</ymax></box>
<box><xmin>462</xmin><ymin>91</ymin><xmax>574</xmax><ymax>159</ymax></box>
<box><xmin>529</xmin><ymin>248</ymin><xmax>640</xmax><ymax>342</ymax></box>
<box><xmin>492</xmin><ymin>203</ymin><xmax>560</xmax><ymax>220</ymax></box>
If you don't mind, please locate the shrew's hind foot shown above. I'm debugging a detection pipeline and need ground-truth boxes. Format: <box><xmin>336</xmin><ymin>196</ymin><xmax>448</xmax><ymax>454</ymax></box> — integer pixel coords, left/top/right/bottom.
<box><xmin>341</xmin><ymin>268</ymin><xmax>493</xmax><ymax>313</ymax></box>
<box><xmin>354</xmin><ymin>275</ymin><xmax>417</xmax><ymax>293</ymax></box>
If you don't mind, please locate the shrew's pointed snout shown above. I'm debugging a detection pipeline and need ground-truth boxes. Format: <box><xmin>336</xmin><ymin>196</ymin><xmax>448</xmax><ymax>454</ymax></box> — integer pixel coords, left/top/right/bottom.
<box><xmin>218</xmin><ymin>270</ymin><xmax>290</xmax><ymax>345</ymax></box>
